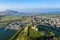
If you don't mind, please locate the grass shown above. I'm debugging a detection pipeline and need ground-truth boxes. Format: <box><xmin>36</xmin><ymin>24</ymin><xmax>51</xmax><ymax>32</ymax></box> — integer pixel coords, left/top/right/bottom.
<box><xmin>0</xmin><ymin>16</ymin><xmax>32</xmax><ymax>23</ymax></box>
<box><xmin>38</xmin><ymin>25</ymin><xmax>60</xmax><ymax>37</ymax></box>
<box><xmin>29</xmin><ymin>27</ymin><xmax>46</xmax><ymax>38</ymax></box>
<box><xmin>0</xmin><ymin>22</ymin><xmax>9</xmax><ymax>24</ymax></box>
<box><xmin>21</xmin><ymin>37</ymin><xmax>27</xmax><ymax>40</ymax></box>
<box><xmin>1</xmin><ymin>16</ymin><xmax>22</xmax><ymax>22</ymax></box>
<box><xmin>9</xmin><ymin>30</ymin><xmax>20</xmax><ymax>40</ymax></box>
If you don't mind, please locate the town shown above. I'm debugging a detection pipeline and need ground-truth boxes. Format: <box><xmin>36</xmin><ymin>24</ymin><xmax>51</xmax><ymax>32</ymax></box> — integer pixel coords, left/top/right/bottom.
<box><xmin>0</xmin><ymin>15</ymin><xmax>60</xmax><ymax>40</ymax></box>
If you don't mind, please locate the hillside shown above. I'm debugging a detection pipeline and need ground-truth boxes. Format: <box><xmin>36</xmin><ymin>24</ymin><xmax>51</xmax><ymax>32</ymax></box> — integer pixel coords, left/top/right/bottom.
<box><xmin>0</xmin><ymin>9</ymin><xmax>60</xmax><ymax>16</ymax></box>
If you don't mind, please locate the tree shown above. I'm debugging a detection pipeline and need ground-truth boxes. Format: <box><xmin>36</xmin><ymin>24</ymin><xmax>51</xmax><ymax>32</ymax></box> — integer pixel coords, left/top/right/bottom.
<box><xmin>49</xmin><ymin>32</ymin><xmax>55</xmax><ymax>36</ymax></box>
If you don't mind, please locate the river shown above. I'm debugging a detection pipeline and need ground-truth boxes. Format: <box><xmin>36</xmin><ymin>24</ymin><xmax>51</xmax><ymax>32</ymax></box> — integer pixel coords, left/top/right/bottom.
<box><xmin>0</xmin><ymin>28</ymin><xmax>17</xmax><ymax>40</ymax></box>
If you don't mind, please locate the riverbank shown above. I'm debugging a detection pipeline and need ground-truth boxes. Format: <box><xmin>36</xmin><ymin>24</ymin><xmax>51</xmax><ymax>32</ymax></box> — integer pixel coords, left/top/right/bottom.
<box><xmin>0</xmin><ymin>28</ymin><xmax>17</xmax><ymax>40</ymax></box>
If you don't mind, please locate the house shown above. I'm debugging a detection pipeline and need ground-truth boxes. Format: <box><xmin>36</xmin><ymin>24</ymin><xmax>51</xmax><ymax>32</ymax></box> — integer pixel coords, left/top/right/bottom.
<box><xmin>32</xmin><ymin>25</ymin><xmax>38</xmax><ymax>31</ymax></box>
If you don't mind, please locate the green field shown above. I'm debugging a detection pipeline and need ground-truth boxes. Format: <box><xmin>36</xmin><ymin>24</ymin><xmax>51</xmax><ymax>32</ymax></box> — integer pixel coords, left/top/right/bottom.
<box><xmin>37</xmin><ymin>25</ymin><xmax>60</xmax><ymax>37</ymax></box>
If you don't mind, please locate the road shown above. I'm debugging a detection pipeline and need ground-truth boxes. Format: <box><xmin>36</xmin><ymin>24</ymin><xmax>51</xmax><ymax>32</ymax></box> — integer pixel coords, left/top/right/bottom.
<box><xmin>16</xmin><ymin>25</ymin><xmax>29</xmax><ymax>40</ymax></box>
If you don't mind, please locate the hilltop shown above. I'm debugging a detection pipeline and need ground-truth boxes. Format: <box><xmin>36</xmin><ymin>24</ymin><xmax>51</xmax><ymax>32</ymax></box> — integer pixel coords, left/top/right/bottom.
<box><xmin>0</xmin><ymin>9</ymin><xmax>60</xmax><ymax>16</ymax></box>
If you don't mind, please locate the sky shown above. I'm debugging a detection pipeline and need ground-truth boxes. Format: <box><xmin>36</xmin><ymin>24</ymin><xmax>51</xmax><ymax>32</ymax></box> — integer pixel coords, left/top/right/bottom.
<box><xmin>0</xmin><ymin>0</ymin><xmax>60</xmax><ymax>10</ymax></box>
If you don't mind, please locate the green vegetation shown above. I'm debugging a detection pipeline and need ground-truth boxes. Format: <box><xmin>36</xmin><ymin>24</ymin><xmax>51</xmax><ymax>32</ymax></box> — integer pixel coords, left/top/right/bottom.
<box><xmin>9</xmin><ymin>30</ymin><xmax>20</xmax><ymax>40</ymax></box>
<box><xmin>41</xmin><ymin>14</ymin><xmax>60</xmax><ymax>17</ymax></box>
<box><xmin>21</xmin><ymin>37</ymin><xmax>27</xmax><ymax>40</ymax></box>
<box><xmin>29</xmin><ymin>27</ymin><xmax>46</xmax><ymax>38</ymax></box>
<box><xmin>0</xmin><ymin>22</ymin><xmax>9</xmax><ymax>24</ymax></box>
<box><xmin>0</xmin><ymin>16</ymin><xmax>60</xmax><ymax>40</ymax></box>
<box><xmin>28</xmin><ymin>27</ymin><xmax>55</xmax><ymax>40</ymax></box>
<box><xmin>17</xmin><ymin>25</ymin><xmax>58</xmax><ymax>40</ymax></box>
<box><xmin>37</xmin><ymin>25</ymin><xmax>60</xmax><ymax>37</ymax></box>
<box><xmin>0</xmin><ymin>16</ymin><xmax>32</xmax><ymax>23</ymax></box>
<box><xmin>1</xmin><ymin>16</ymin><xmax>22</xmax><ymax>22</ymax></box>
<box><xmin>22</xmin><ymin>16</ymin><xmax>32</xmax><ymax>22</ymax></box>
